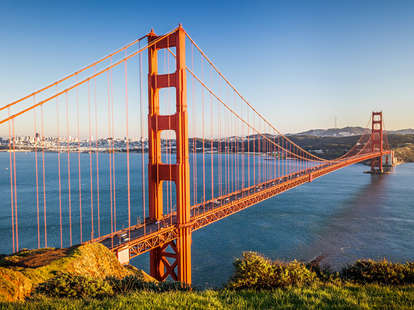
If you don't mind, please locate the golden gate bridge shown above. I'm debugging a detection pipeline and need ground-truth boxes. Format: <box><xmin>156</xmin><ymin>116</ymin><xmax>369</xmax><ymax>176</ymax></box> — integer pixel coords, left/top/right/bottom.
<box><xmin>0</xmin><ymin>25</ymin><xmax>393</xmax><ymax>285</ymax></box>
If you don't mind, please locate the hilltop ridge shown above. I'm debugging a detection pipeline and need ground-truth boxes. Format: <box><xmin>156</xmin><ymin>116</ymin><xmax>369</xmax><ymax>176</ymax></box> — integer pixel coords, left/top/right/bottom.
<box><xmin>297</xmin><ymin>127</ymin><xmax>414</xmax><ymax>137</ymax></box>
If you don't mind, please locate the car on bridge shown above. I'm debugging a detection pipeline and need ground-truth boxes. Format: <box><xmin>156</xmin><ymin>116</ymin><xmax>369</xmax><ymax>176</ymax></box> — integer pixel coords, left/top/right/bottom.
<box><xmin>120</xmin><ymin>232</ymin><xmax>130</xmax><ymax>243</ymax></box>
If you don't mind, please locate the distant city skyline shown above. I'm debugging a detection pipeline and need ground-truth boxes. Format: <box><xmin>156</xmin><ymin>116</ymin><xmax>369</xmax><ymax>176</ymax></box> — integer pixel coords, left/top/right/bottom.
<box><xmin>1</xmin><ymin>0</ymin><xmax>413</xmax><ymax>134</ymax></box>
<box><xmin>1</xmin><ymin>124</ymin><xmax>413</xmax><ymax>142</ymax></box>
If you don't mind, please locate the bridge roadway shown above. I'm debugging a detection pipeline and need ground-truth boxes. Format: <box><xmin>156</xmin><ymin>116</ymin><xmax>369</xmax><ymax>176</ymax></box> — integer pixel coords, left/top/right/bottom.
<box><xmin>93</xmin><ymin>151</ymin><xmax>388</xmax><ymax>260</ymax></box>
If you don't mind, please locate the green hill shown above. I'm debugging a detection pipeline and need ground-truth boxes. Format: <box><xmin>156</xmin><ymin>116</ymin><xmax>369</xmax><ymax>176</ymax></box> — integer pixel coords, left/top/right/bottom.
<box><xmin>0</xmin><ymin>243</ymin><xmax>153</xmax><ymax>302</ymax></box>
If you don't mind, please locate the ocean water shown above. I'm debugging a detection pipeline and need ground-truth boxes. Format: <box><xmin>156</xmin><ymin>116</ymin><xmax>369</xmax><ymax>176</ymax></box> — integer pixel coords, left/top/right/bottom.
<box><xmin>0</xmin><ymin>152</ymin><xmax>413</xmax><ymax>288</ymax></box>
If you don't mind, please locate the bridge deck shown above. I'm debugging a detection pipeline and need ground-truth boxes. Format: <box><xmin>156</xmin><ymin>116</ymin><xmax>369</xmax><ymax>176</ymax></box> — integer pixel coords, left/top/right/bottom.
<box><xmin>94</xmin><ymin>151</ymin><xmax>388</xmax><ymax>259</ymax></box>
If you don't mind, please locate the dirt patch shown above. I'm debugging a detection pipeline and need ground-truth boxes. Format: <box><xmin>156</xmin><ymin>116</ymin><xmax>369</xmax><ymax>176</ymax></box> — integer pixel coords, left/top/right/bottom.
<box><xmin>12</xmin><ymin>248</ymin><xmax>71</xmax><ymax>268</ymax></box>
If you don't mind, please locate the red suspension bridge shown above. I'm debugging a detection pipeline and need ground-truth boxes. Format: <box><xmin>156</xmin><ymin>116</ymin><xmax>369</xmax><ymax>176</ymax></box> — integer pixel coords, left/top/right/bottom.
<box><xmin>1</xmin><ymin>25</ymin><xmax>393</xmax><ymax>285</ymax></box>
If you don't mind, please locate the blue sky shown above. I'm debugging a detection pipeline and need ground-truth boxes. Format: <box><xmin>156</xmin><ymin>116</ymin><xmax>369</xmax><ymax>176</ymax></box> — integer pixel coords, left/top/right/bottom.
<box><xmin>1</xmin><ymin>0</ymin><xmax>413</xmax><ymax>132</ymax></box>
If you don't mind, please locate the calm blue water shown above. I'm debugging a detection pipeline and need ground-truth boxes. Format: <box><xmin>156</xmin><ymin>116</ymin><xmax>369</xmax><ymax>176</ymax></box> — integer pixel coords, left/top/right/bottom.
<box><xmin>0</xmin><ymin>152</ymin><xmax>413</xmax><ymax>287</ymax></box>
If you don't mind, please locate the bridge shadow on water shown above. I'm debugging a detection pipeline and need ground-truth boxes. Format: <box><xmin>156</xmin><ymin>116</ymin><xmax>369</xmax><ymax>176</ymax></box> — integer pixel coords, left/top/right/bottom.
<box><xmin>297</xmin><ymin>174</ymin><xmax>390</xmax><ymax>269</ymax></box>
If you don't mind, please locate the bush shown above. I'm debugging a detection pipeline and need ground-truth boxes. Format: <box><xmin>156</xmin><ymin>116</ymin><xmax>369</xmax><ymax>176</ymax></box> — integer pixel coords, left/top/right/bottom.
<box><xmin>227</xmin><ymin>252</ymin><xmax>319</xmax><ymax>289</ymax></box>
<box><xmin>37</xmin><ymin>273</ymin><xmax>113</xmax><ymax>298</ymax></box>
<box><xmin>154</xmin><ymin>281</ymin><xmax>191</xmax><ymax>292</ymax></box>
<box><xmin>107</xmin><ymin>275</ymin><xmax>146</xmax><ymax>294</ymax></box>
<box><xmin>228</xmin><ymin>253</ymin><xmax>414</xmax><ymax>289</ymax></box>
<box><xmin>107</xmin><ymin>275</ymin><xmax>191</xmax><ymax>294</ymax></box>
<box><xmin>306</xmin><ymin>262</ymin><xmax>342</xmax><ymax>284</ymax></box>
<box><xmin>341</xmin><ymin>259</ymin><xmax>414</xmax><ymax>285</ymax></box>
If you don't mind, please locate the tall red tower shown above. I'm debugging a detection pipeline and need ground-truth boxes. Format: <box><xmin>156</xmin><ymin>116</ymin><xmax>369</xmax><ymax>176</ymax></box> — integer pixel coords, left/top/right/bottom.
<box><xmin>371</xmin><ymin>111</ymin><xmax>383</xmax><ymax>173</ymax></box>
<box><xmin>147</xmin><ymin>25</ymin><xmax>192</xmax><ymax>285</ymax></box>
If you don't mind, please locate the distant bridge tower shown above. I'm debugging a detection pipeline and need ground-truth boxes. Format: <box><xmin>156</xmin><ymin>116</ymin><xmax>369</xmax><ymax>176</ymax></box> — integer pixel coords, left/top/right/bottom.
<box><xmin>147</xmin><ymin>25</ymin><xmax>192</xmax><ymax>285</ymax></box>
<box><xmin>371</xmin><ymin>111</ymin><xmax>384</xmax><ymax>173</ymax></box>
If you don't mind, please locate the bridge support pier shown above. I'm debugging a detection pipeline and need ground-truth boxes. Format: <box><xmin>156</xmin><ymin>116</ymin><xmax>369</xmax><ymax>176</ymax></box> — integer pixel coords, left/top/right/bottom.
<box><xmin>147</xmin><ymin>26</ymin><xmax>192</xmax><ymax>285</ymax></box>
<box><xmin>150</xmin><ymin>241</ymin><xmax>179</xmax><ymax>281</ymax></box>
<box><xmin>116</xmin><ymin>248</ymin><xmax>130</xmax><ymax>265</ymax></box>
<box><xmin>370</xmin><ymin>112</ymin><xmax>384</xmax><ymax>174</ymax></box>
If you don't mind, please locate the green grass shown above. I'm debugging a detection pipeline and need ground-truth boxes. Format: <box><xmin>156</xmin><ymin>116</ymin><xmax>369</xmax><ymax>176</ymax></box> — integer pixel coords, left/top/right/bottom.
<box><xmin>2</xmin><ymin>250</ymin><xmax>414</xmax><ymax>308</ymax></box>
<box><xmin>1</xmin><ymin>284</ymin><xmax>414</xmax><ymax>310</ymax></box>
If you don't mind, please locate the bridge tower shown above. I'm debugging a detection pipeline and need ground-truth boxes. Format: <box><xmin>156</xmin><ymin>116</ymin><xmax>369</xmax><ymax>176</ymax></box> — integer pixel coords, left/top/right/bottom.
<box><xmin>147</xmin><ymin>25</ymin><xmax>192</xmax><ymax>285</ymax></box>
<box><xmin>371</xmin><ymin>111</ymin><xmax>384</xmax><ymax>173</ymax></box>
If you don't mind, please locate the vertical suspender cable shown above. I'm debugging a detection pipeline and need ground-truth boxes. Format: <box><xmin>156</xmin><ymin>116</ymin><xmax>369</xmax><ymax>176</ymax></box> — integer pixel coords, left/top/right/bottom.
<box><xmin>8</xmin><ymin>108</ymin><xmax>15</xmax><ymax>253</ymax></box>
<box><xmin>139</xmin><ymin>43</ymin><xmax>146</xmax><ymax>234</ymax></box>
<box><xmin>201</xmin><ymin>58</ymin><xmax>206</xmax><ymax>210</ymax></box>
<box><xmin>125</xmin><ymin>52</ymin><xmax>131</xmax><ymax>239</ymax></box>
<box><xmin>66</xmin><ymin>92</ymin><xmax>72</xmax><ymax>246</ymax></box>
<box><xmin>247</xmin><ymin>109</ymin><xmax>250</xmax><ymax>188</ymax></box>
<box><xmin>210</xmin><ymin>94</ymin><xmax>214</xmax><ymax>200</ymax></box>
<box><xmin>253</xmin><ymin>117</ymin><xmax>255</xmax><ymax>186</ymax></box>
<box><xmin>88</xmin><ymin>80</ymin><xmax>94</xmax><ymax>240</ymax></box>
<box><xmin>218</xmin><ymin>104</ymin><xmax>222</xmax><ymax>198</ymax></box>
<box><xmin>94</xmin><ymin>68</ymin><xmax>100</xmax><ymax>237</ymax></box>
<box><xmin>76</xmin><ymin>76</ymin><xmax>82</xmax><ymax>243</ymax></box>
<box><xmin>107</xmin><ymin>69</ymin><xmax>114</xmax><ymax>245</ymax></box>
<box><xmin>56</xmin><ymin>89</ymin><xmax>63</xmax><ymax>248</ymax></box>
<box><xmin>111</xmin><ymin>59</ymin><xmax>117</xmax><ymax>233</ymax></box>
<box><xmin>191</xmin><ymin>43</ymin><xmax>197</xmax><ymax>207</ymax></box>
<box><xmin>33</xmin><ymin>105</ymin><xmax>40</xmax><ymax>249</ymax></box>
<box><xmin>40</xmin><ymin>105</ymin><xmax>46</xmax><ymax>248</ymax></box>
<box><xmin>12</xmin><ymin>118</ymin><xmax>18</xmax><ymax>251</ymax></box>
<box><xmin>241</xmin><ymin>102</ymin><xmax>245</xmax><ymax>191</ymax></box>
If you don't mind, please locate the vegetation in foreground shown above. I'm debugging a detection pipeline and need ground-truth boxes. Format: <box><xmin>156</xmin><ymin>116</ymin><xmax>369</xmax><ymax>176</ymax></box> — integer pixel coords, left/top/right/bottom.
<box><xmin>0</xmin><ymin>244</ymin><xmax>152</xmax><ymax>302</ymax></box>
<box><xmin>1</xmin><ymin>285</ymin><xmax>414</xmax><ymax>310</ymax></box>
<box><xmin>1</xmin><ymin>249</ymin><xmax>414</xmax><ymax>309</ymax></box>
<box><xmin>228</xmin><ymin>252</ymin><xmax>414</xmax><ymax>289</ymax></box>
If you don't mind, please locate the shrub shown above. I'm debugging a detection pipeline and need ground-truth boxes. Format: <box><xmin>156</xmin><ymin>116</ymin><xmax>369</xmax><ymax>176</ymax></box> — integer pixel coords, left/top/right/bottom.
<box><xmin>306</xmin><ymin>262</ymin><xmax>341</xmax><ymax>284</ymax></box>
<box><xmin>341</xmin><ymin>259</ymin><xmax>414</xmax><ymax>285</ymax></box>
<box><xmin>154</xmin><ymin>281</ymin><xmax>191</xmax><ymax>292</ymax></box>
<box><xmin>107</xmin><ymin>275</ymin><xmax>146</xmax><ymax>294</ymax></box>
<box><xmin>107</xmin><ymin>275</ymin><xmax>190</xmax><ymax>294</ymax></box>
<box><xmin>227</xmin><ymin>252</ymin><xmax>319</xmax><ymax>289</ymax></box>
<box><xmin>228</xmin><ymin>252</ymin><xmax>275</xmax><ymax>289</ymax></box>
<box><xmin>37</xmin><ymin>273</ymin><xmax>113</xmax><ymax>298</ymax></box>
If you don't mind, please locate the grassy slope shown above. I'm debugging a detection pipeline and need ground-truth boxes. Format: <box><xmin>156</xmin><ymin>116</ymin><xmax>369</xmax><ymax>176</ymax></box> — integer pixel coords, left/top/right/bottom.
<box><xmin>1</xmin><ymin>285</ymin><xmax>414</xmax><ymax>310</ymax></box>
<box><xmin>0</xmin><ymin>244</ymin><xmax>135</xmax><ymax>302</ymax></box>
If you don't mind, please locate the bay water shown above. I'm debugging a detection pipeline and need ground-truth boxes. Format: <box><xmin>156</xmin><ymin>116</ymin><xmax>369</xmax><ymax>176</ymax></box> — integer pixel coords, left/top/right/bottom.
<box><xmin>0</xmin><ymin>152</ymin><xmax>413</xmax><ymax>287</ymax></box>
